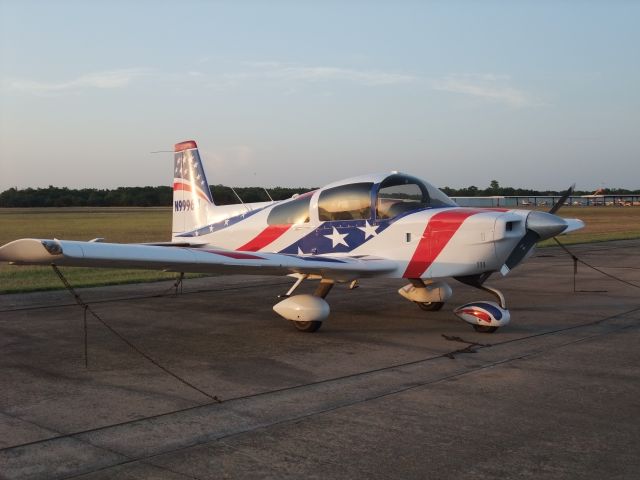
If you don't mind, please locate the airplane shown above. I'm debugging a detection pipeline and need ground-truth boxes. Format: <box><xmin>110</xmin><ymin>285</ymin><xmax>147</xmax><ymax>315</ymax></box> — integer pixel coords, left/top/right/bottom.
<box><xmin>0</xmin><ymin>140</ymin><xmax>584</xmax><ymax>334</ymax></box>
<box><xmin>582</xmin><ymin>188</ymin><xmax>606</xmax><ymax>206</ymax></box>
<box><xmin>583</xmin><ymin>188</ymin><xmax>606</xmax><ymax>198</ymax></box>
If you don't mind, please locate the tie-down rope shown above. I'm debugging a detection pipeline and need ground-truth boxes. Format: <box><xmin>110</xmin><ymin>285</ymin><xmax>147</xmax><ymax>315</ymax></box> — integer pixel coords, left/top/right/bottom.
<box><xmin>51</xmin><ymin>264</ymin><xmax>221</xmax><ymax>403</ymax></box>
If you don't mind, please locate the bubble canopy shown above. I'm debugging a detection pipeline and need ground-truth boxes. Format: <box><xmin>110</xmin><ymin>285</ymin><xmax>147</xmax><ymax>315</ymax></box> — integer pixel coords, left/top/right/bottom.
<box><xmin>315</xmin><ymin>172</ymin><xmax>458</xmax><ymax>222</ymax></box>
<box><xmin>266</xmin><ymin>173</ymin><xmax>457</xmax><ymax>226</ymax></box>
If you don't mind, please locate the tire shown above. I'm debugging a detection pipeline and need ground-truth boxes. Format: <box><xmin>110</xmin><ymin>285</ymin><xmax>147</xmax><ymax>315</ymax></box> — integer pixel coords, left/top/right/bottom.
<box><xmin>417</xmin><ymin>302</ymin><xmax>445</xmax><ymax>312</ymax></box>
<box><xmin>293</xmin><ymin>320</ymin><xmax>323</xmax><ymax>332</ymax></box>
<box><xmin>472</xmin><ymin>325</ymin><xmax>498</xmax><ymax>333</ymax></box>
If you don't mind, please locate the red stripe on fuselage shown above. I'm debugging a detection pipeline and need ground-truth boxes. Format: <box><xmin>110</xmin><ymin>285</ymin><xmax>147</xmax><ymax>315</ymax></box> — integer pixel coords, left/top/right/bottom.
<box><xmin>403</xmin><ymin>209</ymin><xmax>487</xmax><ymax>278</ymax></box>
<box><xmin>236</xmin><ymin>224</ymin><xmax>291</xmax><ymax>252</ymax></box>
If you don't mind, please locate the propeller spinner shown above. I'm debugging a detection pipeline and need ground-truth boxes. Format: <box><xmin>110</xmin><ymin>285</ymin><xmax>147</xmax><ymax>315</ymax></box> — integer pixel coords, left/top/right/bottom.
<box><xmin>500</xmin><ymin>185</ymin><xmax>575</xmax><ymax>275</ymax></box>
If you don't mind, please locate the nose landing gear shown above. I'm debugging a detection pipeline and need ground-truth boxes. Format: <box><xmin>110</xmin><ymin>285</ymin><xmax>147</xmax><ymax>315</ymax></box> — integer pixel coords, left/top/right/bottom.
<box><xmin>454</xmin><ymin>274</ymin><xmax>511</xmax><ymax>333</ymax></box>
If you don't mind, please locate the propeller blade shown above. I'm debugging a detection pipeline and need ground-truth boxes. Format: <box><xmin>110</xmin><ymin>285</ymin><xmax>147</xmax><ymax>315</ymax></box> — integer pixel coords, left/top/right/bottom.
<box><xmin>549</xmin><ymin>184</ymin><xmax>575</xmax><ymax>215</ymax></box>
<box><xmin>500</xmin><ymin>229</ymin><xmax>540</xmax><ymax>275</ymax></box>
<box><xmin>501</xmin><ymin>186</ymin><xmax>581</xmax><ymax>275</ymax></box>
<box><xmin>501</xmin><ymin>211</ymin><xmax>569</xmax><ymax>275</ymax></box>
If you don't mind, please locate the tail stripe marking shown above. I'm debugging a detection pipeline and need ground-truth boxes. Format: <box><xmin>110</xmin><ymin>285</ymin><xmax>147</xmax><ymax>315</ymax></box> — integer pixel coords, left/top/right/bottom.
<box><xmin>175</xmin><ymin>140</ymin><xmax>198</xmax><ymax>152</ymax></box>
<box><xmin>173</xmin><ymin>181</ymin><xmax>212</xmax><ymax>203</ymax></box>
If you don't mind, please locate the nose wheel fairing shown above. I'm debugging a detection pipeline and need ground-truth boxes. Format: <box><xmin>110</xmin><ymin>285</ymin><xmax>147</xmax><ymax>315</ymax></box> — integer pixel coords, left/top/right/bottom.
<box><xmin>454</xmin><ymin>301</ymin><xmax>510</xmax><ymax>331</ymax></box>
<box><xmin>453</xmin><ymin>273</ymin><xmax>511</xmax><ymax>332</ymax></box>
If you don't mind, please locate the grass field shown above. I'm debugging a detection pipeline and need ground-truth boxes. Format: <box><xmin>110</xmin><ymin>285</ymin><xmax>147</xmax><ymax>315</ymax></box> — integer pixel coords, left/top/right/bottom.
<box><xmin>0</xmin><ymin>207</ymin><xmax>172</xmax><ymax>244</ymax></box>
<box><xmin>0</xmin><ymin>207</ymin><xmax>182</xmax><ymax>293</ymax></box>
<box><xmin>1</xmin><ymin>206</ymin><xmax>639</xmax><ymax>294</ymax></box>
<box><xmin>538</xmin><ymin>206</ymin><xmax>640</xmax><ymax>246</ymax></box>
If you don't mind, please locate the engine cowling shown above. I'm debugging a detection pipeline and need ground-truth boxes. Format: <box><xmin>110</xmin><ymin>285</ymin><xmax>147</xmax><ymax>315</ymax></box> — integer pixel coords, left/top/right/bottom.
<box><xmin>454</xmin><ymin>301</ymin><xmax>510</xmax><ymax>328</ymax></box>
<box><xmin>273</xmin><ymin>294</ymin><xmax>330</xmax><ymax>322</ymax></box>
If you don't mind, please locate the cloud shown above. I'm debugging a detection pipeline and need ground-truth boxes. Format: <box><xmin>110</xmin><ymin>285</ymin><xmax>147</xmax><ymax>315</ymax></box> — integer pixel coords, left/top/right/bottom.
<box><xmin>432</xmin><ymin>74</ymin><xmax>543</xmax><ymax>107</ymax></box>
<box><xmin>260</xmin><ymin>65</ymin><xmax>416</xmax><ymax>86</ymax></box>
<box><xmin>5</xmin><ymin>68</ymin><xmax>149</xmax><ymax>95</ymax></box>
<box><xmin>229</xmin><ymin>62</ymin><xmax>417</xmax><ymax>87</ymax></box>
<box><xmin>4</xmin><ymin>63</ymin><xmax>414</xmax><ymax>96</ymax></box>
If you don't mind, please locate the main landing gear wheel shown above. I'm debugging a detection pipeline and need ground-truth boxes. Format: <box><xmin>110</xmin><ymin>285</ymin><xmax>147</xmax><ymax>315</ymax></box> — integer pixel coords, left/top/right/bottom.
<box><xmin>293</xmin><ymin>320</ymin><xmax>323</xmax><ymax>333</ymax></box>
<box><xmin>274</xmin><ymin>278</ymin><xmax>333</xmax><ymax>333</ymax></box>
<box><xmin>472</xmin><ymin>325</ymin><xmax>498</xmax><ymax>333</ymax></box>
<box><xmin>417</xmin><ymin>301</ymin><xmax>444</xmax><ymax>311</ymax></box>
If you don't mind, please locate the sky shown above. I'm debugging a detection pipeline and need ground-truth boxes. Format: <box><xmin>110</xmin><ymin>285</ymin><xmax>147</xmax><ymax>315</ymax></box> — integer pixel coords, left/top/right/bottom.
<box><xmin>1</xmin><ymin>0</ymin><xmax>639</xmax><ymax>191</ymax></box>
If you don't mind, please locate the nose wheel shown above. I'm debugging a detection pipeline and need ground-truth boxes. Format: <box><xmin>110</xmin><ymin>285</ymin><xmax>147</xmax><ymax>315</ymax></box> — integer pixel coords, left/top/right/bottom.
<box><xmin>472</xmin><ymin>325</ymin><xmax>498</xmax><ymax>333</ymax></box>
<box><xmin>417</xmin><ymin>301</ymin><xmax>445</xmax><ymax>311</ymax></box>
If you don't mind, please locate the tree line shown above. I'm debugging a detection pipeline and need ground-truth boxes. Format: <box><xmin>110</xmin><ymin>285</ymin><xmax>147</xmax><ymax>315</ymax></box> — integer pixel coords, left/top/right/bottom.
<box><xmin>440</xmin><ymin>180</ymin><xmax>640</xmax><ymax>198</ymax></box>
<box><xmin>1</xmin><ymin>181</ymin><xmax>638</xmax><ymax>208</ymax></box>
<box><xmin>0</xmin><ymin>185</ymin><xmax>314</xmax><ymax>207</ymax></box>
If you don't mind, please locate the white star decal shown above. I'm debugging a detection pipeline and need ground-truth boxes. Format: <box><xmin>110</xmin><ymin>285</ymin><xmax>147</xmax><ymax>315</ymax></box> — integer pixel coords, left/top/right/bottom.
<box><xmin>357</xmin><ymin>221</ymin><xmax>379</xmax><ymax>239</ymax></box>
<box><xmin>297</xmin><ymin>246</ymin><xmax>305</xmax><ymax>255</ymax></box>
<box><xmin>224</xmin><ymin>219</ymin><xmax>230</xmax><ymax>226</ymax></box>
<box><xmin>209</xmin><ymin>225</ymin><xmax>214</xmax><ymax>233</ymax></box>
<box><xmin>324</xmin><ymin>227</ymin><xmax>349</xmax><ymax>248</ymax></box>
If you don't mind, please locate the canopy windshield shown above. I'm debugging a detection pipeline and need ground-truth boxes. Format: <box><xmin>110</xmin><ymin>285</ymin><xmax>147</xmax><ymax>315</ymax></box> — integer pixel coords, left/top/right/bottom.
<box><xmin>376</xmin><ymin>174</ymin><xmax>457</xmax><ymax>219</ymax></box>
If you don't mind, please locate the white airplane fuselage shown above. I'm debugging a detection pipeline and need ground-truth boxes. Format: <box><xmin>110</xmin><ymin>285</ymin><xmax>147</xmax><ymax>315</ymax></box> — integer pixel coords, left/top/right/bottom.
<box><xmin>0</xmin><ymin>139</ymin><xmax>584</xmax><ymax>333</ymax></box>
<box><xmin>172</xmin><ymin>199</ymin><xmax>530</xmax><ymax>280</ymax></box>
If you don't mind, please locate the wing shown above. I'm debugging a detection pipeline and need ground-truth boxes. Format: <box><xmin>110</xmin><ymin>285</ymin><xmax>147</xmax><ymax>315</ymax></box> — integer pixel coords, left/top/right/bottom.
<box><xmin>0</xmin><ymin>239</ymin><xmax>396</xmax><ymax>281</ymax></box>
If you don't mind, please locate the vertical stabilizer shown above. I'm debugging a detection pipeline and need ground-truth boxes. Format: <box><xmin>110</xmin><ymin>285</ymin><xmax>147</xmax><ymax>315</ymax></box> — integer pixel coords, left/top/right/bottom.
<box><xmin>172</xmin><ymin>140</ymin><xmax>214</xmax><ymax>236</ymax></box>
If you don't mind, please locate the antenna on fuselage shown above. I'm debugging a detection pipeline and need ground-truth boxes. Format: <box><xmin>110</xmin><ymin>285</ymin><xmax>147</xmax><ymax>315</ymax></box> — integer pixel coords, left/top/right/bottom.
<box><xmin>263</xmin><ymin>188</ymin><xmax>274</xmax><ymax>202</ymax></box>
<box><xmin>230</xmin><ymin>186</ymin><xmax>250</xmax><ymax>211</ymax></box>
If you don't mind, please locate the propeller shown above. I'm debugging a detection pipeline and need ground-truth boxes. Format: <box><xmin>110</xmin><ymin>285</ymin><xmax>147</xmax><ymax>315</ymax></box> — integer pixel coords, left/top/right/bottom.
<box><xmin>500</xmin><ymin>185</ymin><xmax>574</xmax><ymax>275</ymax></box>
<box><xmin>549</xmin><ymin>183</ymin><xmax>575</xmax><ymax>215</ymax></box>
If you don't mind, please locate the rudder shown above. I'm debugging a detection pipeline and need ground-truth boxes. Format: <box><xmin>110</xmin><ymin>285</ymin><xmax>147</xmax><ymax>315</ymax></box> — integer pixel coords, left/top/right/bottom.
<box><xmin>172</xmin><ymin>140</ymin><xmax>214</xmax><ymax>236</ymax></box>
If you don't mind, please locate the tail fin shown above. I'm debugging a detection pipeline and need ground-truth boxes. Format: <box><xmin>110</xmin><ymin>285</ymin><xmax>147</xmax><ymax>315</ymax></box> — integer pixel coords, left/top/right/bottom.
<box><xmin>172</xmin><ymin>140</ymin><xmax>214</xmax><ymax>236</ymax></box>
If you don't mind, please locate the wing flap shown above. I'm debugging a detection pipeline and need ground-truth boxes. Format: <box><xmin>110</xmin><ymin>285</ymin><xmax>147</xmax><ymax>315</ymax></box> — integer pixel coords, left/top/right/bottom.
<box><xmin>0</xmin><ymin>239</ymin><xmax>396</xmax><ymax>281</ymax></box>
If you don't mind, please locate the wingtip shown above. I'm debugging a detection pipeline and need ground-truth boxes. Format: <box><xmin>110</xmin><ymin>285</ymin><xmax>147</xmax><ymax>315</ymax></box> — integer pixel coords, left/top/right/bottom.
<box><xmin>0</xmin><ymin>238</ymin><xmax>61</xmax><ymax>263</ymax></box>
